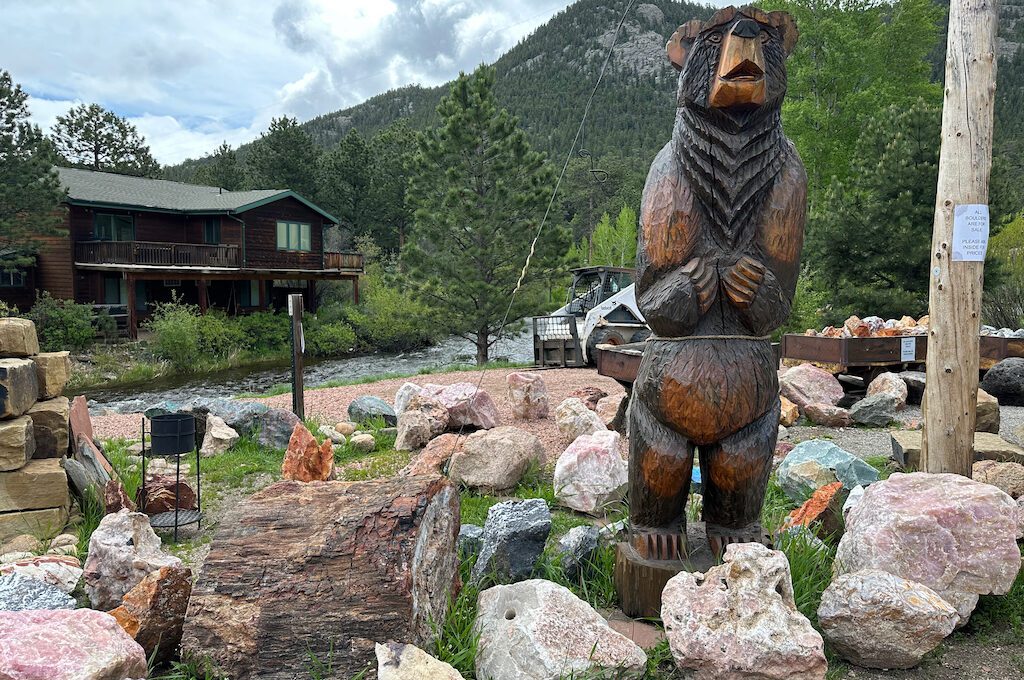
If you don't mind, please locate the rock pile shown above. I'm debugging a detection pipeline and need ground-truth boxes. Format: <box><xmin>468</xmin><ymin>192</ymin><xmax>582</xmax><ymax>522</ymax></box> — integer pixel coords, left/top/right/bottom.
<box><xmin>803</xmin><ymin>314</ymin><xmax>929</xmax><ymax>338</ymax></box>
<box><xmin>0</xmin><ymin>319</ymin><xmax>71</xmax><ymax>543</ymax></box>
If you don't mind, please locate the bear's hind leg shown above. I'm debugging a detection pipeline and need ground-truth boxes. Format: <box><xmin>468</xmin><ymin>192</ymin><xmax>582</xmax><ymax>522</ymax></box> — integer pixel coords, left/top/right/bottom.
<box><xmin>700</xmin><ymin>397</ymin><xmax>780</xmax><ymax>558</ymax></box>
<box><xmin>628</xmin><ymin>396</ymin><xmax>695</xmax><ymax>561</ymax></box>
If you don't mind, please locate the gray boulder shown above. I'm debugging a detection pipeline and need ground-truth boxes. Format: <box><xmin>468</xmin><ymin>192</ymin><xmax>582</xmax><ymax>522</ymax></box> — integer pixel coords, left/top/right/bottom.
<box><xmin>849</xmin><ymin>393</ymin><xmax>900</xmax><ymax>427</ymax></box>
<box><xmin>348</xmin><ymin>395</ymin><xmax>398</xmax><ymax>426</ymax></box>
<box><xmin>256</xmin><ymin>408</ymin><xmax>300</xmax><ymax>450</ymax></box>
<box><xmin>556</xmin><ymin>525</ymin><xmax>600</xmax><ymax>581</ymax></box>
<box><xmin>472</xmin><ymin>499</ymin><xmax>551</xmax><ymax>584</ymax></box>
<box><xmin>777</xmin><ymin>439</ymin><xmax>879</xmax><ymax>502</ymax></box>
<box><xmin>458</xmin><ymin>524</ymin><xmax>484</xmax><ymax>560</ymax></box>
<box><xmin>0</xmin><ymin>573</ymin><xmax>76</xmax><ymax>611</ymax></box>
<box><xmin>899</xmin><ymin>371</ymin><xmax>926</xmax><ymax>405</ymax></box>
<box><xmin>981</xmin><ymin>357</ymin><xmax>1024</xmax><ymax>406</ymax></box>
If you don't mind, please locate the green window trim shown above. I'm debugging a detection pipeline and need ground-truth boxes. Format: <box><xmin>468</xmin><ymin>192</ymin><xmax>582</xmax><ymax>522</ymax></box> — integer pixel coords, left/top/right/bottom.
<box><xmin>0</xmin><ymin>270</ymin><xmax>25</xmax><ymax>288</ymax></box>
<box><xmin>204</xmin><ymin>217</ymin><xmax>221</xmax><ymax>245</ymax></box>
<box><xmin>276</xmin><ymin>221</ymin><xmax>312</xmax><ymax>252</ymax></box>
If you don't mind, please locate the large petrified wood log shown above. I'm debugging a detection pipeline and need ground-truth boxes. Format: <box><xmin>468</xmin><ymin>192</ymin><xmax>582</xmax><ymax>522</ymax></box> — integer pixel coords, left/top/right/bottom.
<box><xmin>180</xmin><ymin>475</ymin><xmax>460</xmax><ymax>679</ymax></box>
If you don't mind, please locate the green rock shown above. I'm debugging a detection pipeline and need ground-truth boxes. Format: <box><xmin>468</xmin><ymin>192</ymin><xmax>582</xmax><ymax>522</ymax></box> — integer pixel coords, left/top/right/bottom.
<box><xmin>777</xmin><ymin>439</ymin><xmax>880</xmax><ymax>502</ymax></box>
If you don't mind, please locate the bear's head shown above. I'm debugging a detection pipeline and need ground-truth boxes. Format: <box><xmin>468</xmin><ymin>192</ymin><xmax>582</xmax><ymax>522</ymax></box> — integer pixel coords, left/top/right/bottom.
<box><xmin>667</xmin><ymin>6</ymin><xmax>797</xmax><ymax>124</ymax></box>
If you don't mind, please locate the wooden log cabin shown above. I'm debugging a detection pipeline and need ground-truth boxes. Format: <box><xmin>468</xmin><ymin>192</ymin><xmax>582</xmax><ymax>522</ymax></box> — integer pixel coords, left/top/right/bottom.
<box><xmin>2</xmin><ymin>167</ymin><xmax>363</xmax><ymax>337</ymax></box>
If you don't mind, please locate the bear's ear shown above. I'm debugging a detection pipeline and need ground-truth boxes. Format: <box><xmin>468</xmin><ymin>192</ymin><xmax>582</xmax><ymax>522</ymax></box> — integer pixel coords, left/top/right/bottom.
<box><xmin>666</xmin><ymin>20</ymin><xmax>704</xmax><ymax>71</ymax></box>
<box><xmin>766</xmin><ymin>11</ymin><xmax>798</xmax><ymax>55</ymax></box>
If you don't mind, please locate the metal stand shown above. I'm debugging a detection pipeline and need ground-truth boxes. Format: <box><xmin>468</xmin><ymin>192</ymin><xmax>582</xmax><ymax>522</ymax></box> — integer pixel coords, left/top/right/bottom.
<box><xmin>140</xmin><ymin>418</ymin><xmax>203</xmax><ymax>542</ymax></box>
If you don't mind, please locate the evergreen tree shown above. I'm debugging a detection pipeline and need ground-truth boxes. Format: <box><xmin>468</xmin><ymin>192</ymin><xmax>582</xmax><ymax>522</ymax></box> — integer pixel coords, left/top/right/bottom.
<box><xmin>245</xmin><ymin>116</ymin><xmax>319</xmax><ymax>196</ymax></box>
<box><xmin>809</xmin><ymin>99</ymin><xmax>940</xmax><ymax>320</ymax></box>
<box><xmin>315</xmin><ymin>128</ymin><xmax>372</xmax><ymax>239</ymax></box>
<box><xmin>404</xmin><ymin>66</ymin><xmax>569</xmax><ymax>364</ymax></box>
<box><xmin>367</xmin><ymin>121</ymin><xmax>416</xmax><ymax>252</ymax></box>
<box><xmin>50</xmin><ymin>103</ymin><xmax>160</xmax><ymax>177</ymax></box>
<box><xmin>0</xmin><ymin>70</ymin><xmax>66</xmax><ymax>271</ymax></box>
<box><xmin>194</xmin><ymin>142</ymin><xmax>243</xmax><ymax>190</ymax></box>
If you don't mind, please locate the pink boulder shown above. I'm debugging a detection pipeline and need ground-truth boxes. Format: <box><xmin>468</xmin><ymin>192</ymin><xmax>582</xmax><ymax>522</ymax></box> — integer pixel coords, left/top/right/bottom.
<box><xmin>836</xmin><ymin>472</ymin><xmax>1023</xmax><ymax>623</ymax></box>
<box><xmin>424</xmin><ymin>383</ymin><xmax>499</xmax><ymax>430</ymax></box>
<box><xmin>804</xmin><ymin>403</ymin><xmax>853</xmax><ymax>428</ymax></box>
<box><xmin>569</xmin><ymin>387</ymin><xmax>608</xmax><ymax>411</ymax></box>
<box><xmin>0</xmin><ymin>609</ymin><xmax>147</xmax><ymax>680</ymax></box>
<box><xmin>595</xmin><ymin>394</ymin><xmax>626</xmax><ymax>428</ymax></box>
<box><xmin>506</xmin><ymin>372</ymin><xmax>549</xmax><ymax>420</ymax></box>
<box><xmin>400</xmin><ymin>433</ymin><xmax>465</xmax><ymax>476</ymax></box>
<box><xmin>780</xmin><ymin>364</ymin><xmax>844</xmax><ymax>411</ymax></box>
<box><xmin>553</xmin><ymin>430</ymin><xmax>628</xmax><ymax>515</ymax></box>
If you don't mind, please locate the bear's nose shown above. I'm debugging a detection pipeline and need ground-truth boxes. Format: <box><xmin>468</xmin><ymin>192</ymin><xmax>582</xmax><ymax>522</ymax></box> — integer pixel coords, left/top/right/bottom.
<box><xmin>732</xmin><ymin>19</ymin><xmax>760</xmax><ymax>39</ymax></box>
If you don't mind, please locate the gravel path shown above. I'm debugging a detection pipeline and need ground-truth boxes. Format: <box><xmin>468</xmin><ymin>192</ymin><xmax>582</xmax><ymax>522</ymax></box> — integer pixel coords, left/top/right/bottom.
<box><xmin>92</xmin><ymin>367</ymin><xmax>627</xmax><ymax>463</ymax></box>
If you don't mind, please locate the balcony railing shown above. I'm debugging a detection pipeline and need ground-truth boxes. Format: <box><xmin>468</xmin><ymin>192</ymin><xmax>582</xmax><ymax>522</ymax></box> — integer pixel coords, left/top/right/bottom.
<box><xmin>324</xmin><ymin>251</ymin><xmax>364</xmax><ymax>271</ymax></box>
<box><xmin>75</xmin><ymin>241</ymin><xmax>240</xmax><ymax>268</ymax></box>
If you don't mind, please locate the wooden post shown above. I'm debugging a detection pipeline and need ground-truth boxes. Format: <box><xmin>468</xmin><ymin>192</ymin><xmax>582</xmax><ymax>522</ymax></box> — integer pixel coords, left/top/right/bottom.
<box><xmin>125</xmin><ymin>273</ymin><xmax>138</xmax><ymax>340</ymax></box>
<box><xmin>197</xmin><ymin>279</ymin><xmax>208</xmax><ymax>314</ymax></box>
<box><xmin>352</xmin><ymin>277</ymin><xmax>360</xmax><ymax>305</ymax></box>
<box><xmin>288</xmin><ymin>293</ymin><xmax>305</xmax><ymax>420</ymax></box>
<box><xmin>257</xmin><ymin>279</ymin><xmax>267</xmax><ymax>310</ymax></box>
<box><xmin>921</xmin><ymin>0</ymin><xmax>998</xmax><ymax>475</ymax></box>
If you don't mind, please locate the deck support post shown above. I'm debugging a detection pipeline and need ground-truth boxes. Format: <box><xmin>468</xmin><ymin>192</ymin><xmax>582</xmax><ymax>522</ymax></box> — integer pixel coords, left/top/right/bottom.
<box><xmin>921</xmin><ymin>0</ymin><xmax>998</xmax><ymax>476</ymax></box>
<box><xmin>126</xmin><ymin>273</ymin><xmax>138</xmax><ymax>340</ymax></box>
<box><xmin>197</xmin><ymin>279</ymin><xmax>208</xmax><ymax>314</ymax></box>
<box><xmin>353</xmin><ymin>277</ymin><xmax>360</xmax><ymax>306</ymax></box>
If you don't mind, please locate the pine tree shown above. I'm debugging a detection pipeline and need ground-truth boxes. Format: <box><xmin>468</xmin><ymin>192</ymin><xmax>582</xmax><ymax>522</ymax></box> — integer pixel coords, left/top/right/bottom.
<box><xmin>404</xmin><ymin>66</ymin><xmax>569</xmax><ymax>364</ymax></box>
<box><xmin>367</xmin><ymin>121</ymin><xmax>416</xmax><ymax>252</ymax></box>
<box><xmin>590</xmin><ymin>205</ymin><xmax>637</xmax><ymax>267</ymax></box>
<box><xmin>245</xmin><ymin>116</ymin><xmax>319</xmax><ymax>196</ymax></box>
<box><xmin>315</xmin><ymin>128</ymin><xmax>372</xmax><ymax>239</ymax></box>
<box><xmin>195</xmin><ymin>142</ymin><xmax>243</xmax><ymax>190</ymax></box>
<box><xmin>50</xmin><ymin>103</ymin><xmax>160</xmax><ymax>177</ymax></box>
<box><xmin>809</xmin><ymin>99</ymin><xmax>940</xmax><ymax>320</ymax></box>
<box><xmin>0</xmin><ymin>70</ymin><xmax>66</xmax><ymax>271</ymax></box>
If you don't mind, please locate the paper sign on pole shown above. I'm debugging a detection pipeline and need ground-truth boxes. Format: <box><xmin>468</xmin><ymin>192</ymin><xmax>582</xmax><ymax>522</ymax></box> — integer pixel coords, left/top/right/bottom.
<box><xmin>951</xmin><ymin>204</ymin><xmax>989</xmax><ymax>262</ymax></box>
<box><xmin>900</xmin><ymin>337</ymin><xmax>916</xmax><ymax>362</ymax></box>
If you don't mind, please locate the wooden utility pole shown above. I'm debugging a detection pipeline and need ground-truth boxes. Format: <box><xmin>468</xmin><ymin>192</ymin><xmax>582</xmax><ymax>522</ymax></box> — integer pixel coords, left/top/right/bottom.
<box><xmin>288</xmin><ymin>293</ymin><xmax>305</xmax><ymax>420</ymax></box>
<box><xmin>921</xmin><ymin>0</ymin><xmax>999</xmax><ymax>475</ymax></box>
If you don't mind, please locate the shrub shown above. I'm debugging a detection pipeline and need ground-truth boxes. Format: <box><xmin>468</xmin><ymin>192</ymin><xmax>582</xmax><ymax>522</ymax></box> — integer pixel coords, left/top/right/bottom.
<box><xmin>346</xmin><ymin>270</ymin><xmax>439</xmax><ymax>352</ymax></box>
<box><xmin>304</xmin><ymin>318</ymin><xmax>357</xmax><ymax>358</ymax></box>
<box><xmin>0</xmin><ymin>300</ymin><xmax>16</xmax><ymax>318</ymax></box>
<box><xmin>983</xmin><ymin>280</ymin><xmax>1024</xmax><ymax>329</ymax></box>
<box><xmin>236</xmin><ymin>311</ymin><xmax>291</xmax><ymax>353</ymax></box>
<box><xmin>194</xmin><ymin>310</ymin><xmax>247</xmax><ymax>359</ymax></box>
<box><xmin>94</xmin><ymin>308</ymin><xmax>118</xmax><ymax>343</ymax></box>
<box><xmin>26</xmin><ymin>292</ymin><xmax>95</xmax><ymax>351</ymax></box>
<box><xmin>144</xmin><ymin>296</ymin><xmax>202</xmax><ymax>371</ymax></box>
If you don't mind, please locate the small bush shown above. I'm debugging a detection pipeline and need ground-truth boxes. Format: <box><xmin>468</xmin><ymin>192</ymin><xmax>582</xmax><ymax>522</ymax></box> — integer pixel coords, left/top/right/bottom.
<box><xmin>345</xmin><ymin>270</ymin><xmax>439</xmax><ymax>352</ymax></box>
<box><xmin>94</xmin><ymin>308</ymin><xmax>119</xmax><ymax>342</ymax></box>
<box><xmin>0</xmin><ymin>300</ymin><xmax>17</xmax><ymax>318</ymax></box>
<box><xmin>26</xmin><ymin>292</ymin><xmax>95</xmax><ymax>351</ymax></box>
<box><xmin>303</xmin><ymin>318</ymin><xmax>357</xmax><ymax>358</ymax></box>
<box><xmin>236</xmin><ymin>311</ymin><xmax>291</xmax><ymax>352</ymax></box>
<box><xmin>144</xmin><ymin>296</ymin><xmax>203</xmax><ymax>371</ymax></box>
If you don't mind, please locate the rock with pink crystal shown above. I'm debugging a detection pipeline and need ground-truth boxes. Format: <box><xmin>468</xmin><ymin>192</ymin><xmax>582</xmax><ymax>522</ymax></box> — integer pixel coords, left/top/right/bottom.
<box><xmin>553</xmin><ymin>430</ymin><xmax>627</xmax><ymax>515</ymax></box>
<box><xmin>0</xmin><ymin>609</ymin><xmax>147</xmax><ymax>680</ymax></box>
<box><xmin>506</xmin><ymin>372</ymin><xmax>549</xmax><ymax>420</ymax></box>
<box><xmin>423</xmin><ymin>383</ymin><xmax>499</xmax><ymax>430</ymax></box>
<box><xmin>662</xmin><ymin>543</ymin><xmax>827</xmax><ymax>680</ymax></box>
<box><xmin>835</xmin><ymin>472</ymin><xmax>1023</xmax><ymax>623</ymax></box>
<box><xmin>780</xmin><ymin>364</ymin><xmax>844</xmax><ymax>412</ymax></box>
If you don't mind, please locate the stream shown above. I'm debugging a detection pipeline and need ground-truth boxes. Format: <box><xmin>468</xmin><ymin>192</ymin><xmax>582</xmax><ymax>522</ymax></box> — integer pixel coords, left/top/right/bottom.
<box><xmin>82</xmin><ymin>328</ymin><xmax>535</xmax><ymax>414</ymax></box>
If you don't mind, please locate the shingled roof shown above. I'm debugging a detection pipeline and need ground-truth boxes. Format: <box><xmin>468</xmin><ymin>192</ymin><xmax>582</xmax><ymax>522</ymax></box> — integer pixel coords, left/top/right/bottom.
<box><xmin>56</xmin><ymin>167</ymin><xmax>337</xmax><ymax>223</ymax></box>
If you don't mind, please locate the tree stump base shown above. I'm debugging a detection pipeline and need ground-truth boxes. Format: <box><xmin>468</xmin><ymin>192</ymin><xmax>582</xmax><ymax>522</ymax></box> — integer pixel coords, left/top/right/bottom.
<box><xmin>614</xmin><ymin>521</ymin><xmax>717</xmax><ymax>619</ymax></box>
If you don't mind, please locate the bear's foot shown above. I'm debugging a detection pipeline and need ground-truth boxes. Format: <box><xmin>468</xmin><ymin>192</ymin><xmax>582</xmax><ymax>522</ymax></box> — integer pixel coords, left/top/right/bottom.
<box><xmin>706</xmin><ymin>522</ymin><xmax>772</xmax><ymax>561</ymax></box>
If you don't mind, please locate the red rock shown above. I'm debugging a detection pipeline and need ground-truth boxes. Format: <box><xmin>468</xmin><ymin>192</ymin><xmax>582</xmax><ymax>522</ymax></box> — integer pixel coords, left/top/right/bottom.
<box><xmin>141</xmin><ymin>474</ymin><xmax>197</xmax><ymax>514</ymax></box>
<box><xmin>804</xmin><ymin>403</ymin><xmax>853</xmax><ymax>428</ymax></box>
<box><xmin>110</xmin><ymin>565</ymin><xmax>192</xmax><ymax>665</ymax></box>
<box><xmin>281</xmin><ymin>422</ymin><xmax>334</xmax><ymax>482</ymax></box>
<box><xmin>0</xmin><ymin>609</ymin><xmax>147</xmax><ymax>680</ymax></box>
<box><xmin>773</xmin><ymin>441</ymin><xmax>796</xmax><ymax>467</ymax></box>
<box><xmin>423</xmin><ymin>383</ymin><xmax>499</xmax><ymax>429</ymax></box>
<box><xmin>781</xmin><ymin>482</ymin><xmax>844</xmax><ymax>536</ymax></box>
<box><xmin>822</xmin><ymin>326</ymin><xmax>843</xmax><ymax>338</ymax></box>
<box><xmin>68</xmin><ymin>394</ymin><xmax>95</xmax><ymax>446</ymax></box>
<box><xmin>569</xmin><ymin>387</ymin><xmax>608</xmax><ymax>411</ymax></box>
<box><xmin>103</xmin><ymin>479</ymin><xmax>135</xmax><ymax>514</ymax></box>
<box><xmin>400</xmin><ymin>433</ymin><xmax>464</xmax><ymax>476</ymax></box>
<box><xmin>844</xmin><ymin>315</ymin><xmax>870</xmax><ymax>338</ymax></box>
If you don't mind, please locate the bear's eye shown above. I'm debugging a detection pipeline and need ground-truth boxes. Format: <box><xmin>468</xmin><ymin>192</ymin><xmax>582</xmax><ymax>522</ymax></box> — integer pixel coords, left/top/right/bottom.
<box><xmin>707</xmin><ymin>32</ymin><xmax>722</xmax><ymax>44</ymax></box>
<box><xmin>759</xmin><ymin>29</ymin><xmax>771</xmax><ymax>44</ymax></box>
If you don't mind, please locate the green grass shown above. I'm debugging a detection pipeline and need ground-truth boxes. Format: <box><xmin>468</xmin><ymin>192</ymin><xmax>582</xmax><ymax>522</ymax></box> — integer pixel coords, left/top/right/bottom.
<box><xmin>72</xmin><ymin>486</ymin><xmax>106</xmax><ymax>563</ymax></box>
<box><xmin>238</xmin><ymin>360</ymin><xmax>532</xmax><ymax>398</ymax></box>
<box><xmin>960</xmin><ymin>545</ymin><xmax>1024</xmax><ymax>641</ymax></box>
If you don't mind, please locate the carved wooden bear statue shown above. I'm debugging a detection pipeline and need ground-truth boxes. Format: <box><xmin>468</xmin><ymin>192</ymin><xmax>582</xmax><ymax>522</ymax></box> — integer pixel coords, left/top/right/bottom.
<box><xmin>630</xmin><ymin>6</ymin><xmax>806</xmax><ymax>559</ymax></box>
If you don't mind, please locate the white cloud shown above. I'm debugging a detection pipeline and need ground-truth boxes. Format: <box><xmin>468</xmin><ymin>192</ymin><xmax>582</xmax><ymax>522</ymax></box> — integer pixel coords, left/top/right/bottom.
<box><xmin>6</xmin><ymin>0</ymin><xmax>741</xmax><ymax>165</ymax></box>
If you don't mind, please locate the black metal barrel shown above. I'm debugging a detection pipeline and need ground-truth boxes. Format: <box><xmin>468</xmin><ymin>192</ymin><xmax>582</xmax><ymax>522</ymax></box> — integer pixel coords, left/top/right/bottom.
<box><xmin>149</xmin><ymin>413</ymin><xmax>196</xmax><ymax>455</ymax></box>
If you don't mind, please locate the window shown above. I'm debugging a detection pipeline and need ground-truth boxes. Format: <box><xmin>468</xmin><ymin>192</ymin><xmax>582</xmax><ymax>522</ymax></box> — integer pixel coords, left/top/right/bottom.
<box><xmin>94</xmin><ymin>213</ymin><xmax>135</xmax><ymax>241</ymax></box>
<box><xmin>276</xmin><ymin>221</ymin><xmax>311</xmax><ymax>252</ymax></box>
<box><xmin>103</xmin><ymin>275</ymin><xmax>127</xmax><ymax>304</ymax></box>
<box><xmin>204</xmin><ymin>218</ymin><xmax>221</xmax><ymax>244</ymax></box>
<box><xmin>0</xmin><ymin>271</ymin><xmax>25</xmax><ymax>288</ymax></box>
<box><xmin>239</xmin><ymin>280</ymin><xmax>261</xmax><ymax>307</ymax></box>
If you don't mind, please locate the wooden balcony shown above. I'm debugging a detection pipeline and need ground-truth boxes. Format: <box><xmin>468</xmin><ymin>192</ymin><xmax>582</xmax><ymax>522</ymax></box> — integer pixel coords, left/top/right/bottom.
<box><xmin>324</xmin><ymin>251</ymin><xmax>364</xmax><ymax>272</ymax></box>
<box><xmin>75</xmin><ymin>240</ymin><xmax>240</xmax><ymax>268</ymax></box>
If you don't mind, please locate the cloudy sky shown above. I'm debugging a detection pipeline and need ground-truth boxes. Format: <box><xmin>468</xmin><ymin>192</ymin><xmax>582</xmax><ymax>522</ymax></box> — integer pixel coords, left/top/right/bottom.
<box><xmin>2</xmin><ymin>0</ymin><xmax>725</xmax><ymax>165</ymax></box>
